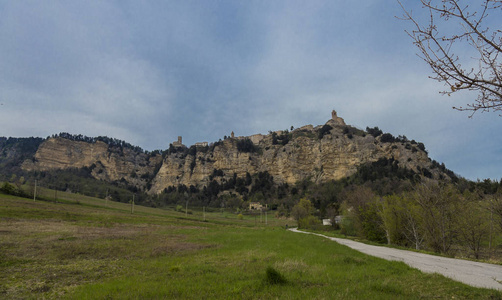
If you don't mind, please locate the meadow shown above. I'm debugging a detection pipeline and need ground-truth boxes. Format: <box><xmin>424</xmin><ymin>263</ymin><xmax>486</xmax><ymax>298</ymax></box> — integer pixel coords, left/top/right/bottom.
<box><xmin>1</xmin><ymin>191</ymin><xmax>501</xmax><ymax>299</ymax></box>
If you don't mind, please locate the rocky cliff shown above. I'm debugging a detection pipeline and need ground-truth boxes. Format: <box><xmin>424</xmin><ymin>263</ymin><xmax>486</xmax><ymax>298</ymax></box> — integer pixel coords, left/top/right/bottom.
<box><xmin>21</xmin><ymin>138</ymin><xmax>162</xmax><ymax>189</ymax></box>
<box><xmin>21</xmin><ymin>113</ymin><xmax>441</xmax><ymax>194</ymax></box>
<box><xmin>149</xmin><ymin>120</ymin><xmax>433</xmax><ymax>194</ymax></box>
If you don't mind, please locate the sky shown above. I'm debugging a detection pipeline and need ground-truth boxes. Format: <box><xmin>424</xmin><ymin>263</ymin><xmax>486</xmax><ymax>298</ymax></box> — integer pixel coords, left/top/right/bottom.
<box><xmin>0</xmin><ymin>0</ymin><xmax>501</xmax><ymax>181</ymax></box>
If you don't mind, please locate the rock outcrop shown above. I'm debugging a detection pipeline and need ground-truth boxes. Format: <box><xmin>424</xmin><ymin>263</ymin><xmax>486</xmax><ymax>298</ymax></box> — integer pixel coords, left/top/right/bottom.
<box><xmin>149</xmin><ymin>120</ymin><xmax>432</xmax><ymax>193</ymax></box>
<box><xmin>22</xmin><ymin>138</ymin><xmax>162</xmax><ymax>189</ymax></box>
<box><xmin>21</xmin><ymin>112</ymin><xmax>439</xmax><ymax>194</ymax></box>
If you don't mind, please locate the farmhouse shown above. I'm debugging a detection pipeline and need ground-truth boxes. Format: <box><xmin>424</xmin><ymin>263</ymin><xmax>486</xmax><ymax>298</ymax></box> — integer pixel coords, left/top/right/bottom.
<box><xmin>249</xmin><ymin>202</ymin><xmax>263</xmax><ymax>210</ymax></box>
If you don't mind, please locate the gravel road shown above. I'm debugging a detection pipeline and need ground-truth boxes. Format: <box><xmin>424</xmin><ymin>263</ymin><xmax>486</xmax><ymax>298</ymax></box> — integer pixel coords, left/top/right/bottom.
<box><xmin>289</xmin><ymin>228</ymin><xmax>502</xmax><ymax>291</ymax></box>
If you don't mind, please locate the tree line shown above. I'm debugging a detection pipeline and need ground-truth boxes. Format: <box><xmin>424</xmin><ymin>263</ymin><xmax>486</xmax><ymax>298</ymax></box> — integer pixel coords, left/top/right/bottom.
<box><xmin>52</xmin><ymin>132</ymin><xmax>149</xmax><ymax>154</ymax></box>
<box><xmin>292</xmin><ymin>178</ymin><xmax>502</xmax><ymax>260</ymax></box>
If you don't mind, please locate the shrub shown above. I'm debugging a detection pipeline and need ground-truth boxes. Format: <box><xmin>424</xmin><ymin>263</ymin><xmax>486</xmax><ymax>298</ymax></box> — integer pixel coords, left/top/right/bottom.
<box><xmin>188</xmin><ymin>146</ymin><xmax>197</xmax><ymax>156</ymax></box>
<box><xmin>0</xmin><ymin>182</ymin><xmax>28</xmax><ymax>198</ymax></box>
<box><xmin>265</xmin><ymin>266</ymin><xmax>287</xmax><ymax>285</ymax></box>
<box><xmin>237</xmin><ymin>213</ymin><xmax>244</xmax><ymax>220</ymax></box>
<box><xmin>236</xmin><ymin>138</ymin><xmax>256</xmax><ymax>153</ymax></box>
<box><xmin>291</xmin><ymin>198</ymin><xmax>314</xmax><ymax>222</ymax></box>
<box><xmin>380</xmin><ymin>133</ymin><xmax>396</xmax><ymax>143</ymax></box>
<box><xmin>1</xmin><ymin>182</ymin><xmax>17</xmax><ymax>195</ymax></box>
<box><xmin>366</xmin><ymin>126</ymin><xmax>383</xmax><ymax>137</ymax></box>
<box><xmin>190</xmin><ymin>160</ymin><xmax>196</xmax><ymax>174</ymax></box>
<box><xmin>298</xmin><ymin>215</ymin><xmax>321</xmax><ymax>229</ymax></box>
<box><xmin>417</xmin><ymin>142</ymin><xmax>426</xmax><ymax>152</ymax></box>
<box><xmin>318</xmin><ymin>125</ymin><xmax>333</xmax><ymax>139</ymax></box>
<box><xmin>340</xmin><ymin>215</ymin><xmax>357</xmax><ymax>236</ymax></box>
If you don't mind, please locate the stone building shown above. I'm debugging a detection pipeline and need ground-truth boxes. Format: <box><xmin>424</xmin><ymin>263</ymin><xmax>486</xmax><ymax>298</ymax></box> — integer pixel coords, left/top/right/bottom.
<box><xmin>172</xmin><ymin>136</ymin><xmax>184</xmax><ymax>147</ymax></box>
<box><xmin>327</xmin><ymin>110</ymin><xmax>346</xmax><ymax>126</ymax></box>
<box><xmin>249</xmin><ymin>202</ymin><xmax>263</xmax><ymax>210</ymax></box>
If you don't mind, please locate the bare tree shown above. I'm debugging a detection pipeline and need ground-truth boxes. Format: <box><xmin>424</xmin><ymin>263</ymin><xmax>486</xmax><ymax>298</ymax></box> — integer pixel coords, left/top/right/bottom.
<box><xmin>456</xmin><ymin>192</ymin><xmax>490</xmax><ymax>259</ymax></box>
<box><xmin>398</xmin><ymin>0</ymin><xmax>502</xmax><ymax>115</ymax></box>
<box><xmin>401</xmin><ymin>196</ymin><xmax>425</xmax><ymax>250</ymax></box>
<box><xmin>493</xmin><ymin>192</ymin><xmax>502</xmax><ymax>230</ymax></box>
<box><xmin>413</xmin><ymin>183</ymin><xmax>460</xmax><ymax>254</ymax></box>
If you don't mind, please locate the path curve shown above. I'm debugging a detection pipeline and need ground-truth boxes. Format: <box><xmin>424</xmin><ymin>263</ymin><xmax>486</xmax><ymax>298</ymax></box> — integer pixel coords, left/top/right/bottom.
<box><xmin>289</xmin><ymin>228</ymin><xmax>502</xmax><ymax>291</ymax></box>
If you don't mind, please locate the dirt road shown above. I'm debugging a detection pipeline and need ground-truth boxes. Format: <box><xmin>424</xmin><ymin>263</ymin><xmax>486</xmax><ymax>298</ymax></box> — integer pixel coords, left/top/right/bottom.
<box><xmin>289</xmin><ymin>228</ymin><xmax>502</xmax><ymax>291</ymax></box>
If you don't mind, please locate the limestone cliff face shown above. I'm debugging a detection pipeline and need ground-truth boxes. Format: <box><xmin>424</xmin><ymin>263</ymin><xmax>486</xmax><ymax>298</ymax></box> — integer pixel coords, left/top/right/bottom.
<box><xmin>149</xmin><ymin>122</ymin><xmax>434</xmax><ymax>194</ymax></box>
<box><xmin>21</xmin><ymin>116</ymin><xmax>437</xmax><ymax>194</ymax></box>
<box><xmin>22</xmin><ymin>137</ymin><xmax>162</xmax><ymax>189</ymax></box>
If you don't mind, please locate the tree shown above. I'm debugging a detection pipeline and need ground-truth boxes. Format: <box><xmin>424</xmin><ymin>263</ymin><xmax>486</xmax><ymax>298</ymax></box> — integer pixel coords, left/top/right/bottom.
<box><xmin>366</xmin><ymin>126</ymin><xmax>383</xmax><ymax>138</ymax></box>
<box><xmin>343</xmin><ymin>186</ymin><xmax>386</xmax><ymax>242</ymax></box>
<box><xmin>1</xmin><ymin>182</ymin><xmax>17</xmax><ymax>195</ymax></box>
<box><xmin>236</xmin><ymin>138</ymin><xmax>256</xmax><ymax>153</ymax></box>
<box><xmin>413</xmin><ymin>183</ymin><xmax>460</xmax><ymax>254</ymax></box>
<box><xmin>318</xmin><ymin>124</ymin><xmax>333</xmax><ymax>139</ymax></box>
<box><xmin>379</xmin><ymin>133</ymin><xmax>396</xmax><ymax>143</ymax></box>
<box><xmin>400</xmin><ymin>196</ymin><xmax>425</xmax><ymax>250</ymax></box>
<box><xmin>492</xmin><ymin>191</ymin><xmax>502</xmax><ymax>231</ymax></box>
<box><xmin>378</xmin><ymin>195</ymin><xmax>406</xmax><ymax>245</ymax></box>
<box><xmin>292</xmin><ymin>198</ymin><xmax>321</xmax><ymax>229</ymax></box>
<box><xmin>291</xmin><ymin>198</ymin><xmax>314</xmax><ymax>222</ymax></box>
<box><xmin>456</xmin><ymin>191</ymin><xmax>490</xmax><ymax>259</ymax></box>
<box><xmin>399</xmin><ymin>1</ymin><xmax>502</xmax><ymax>115</ymax></box>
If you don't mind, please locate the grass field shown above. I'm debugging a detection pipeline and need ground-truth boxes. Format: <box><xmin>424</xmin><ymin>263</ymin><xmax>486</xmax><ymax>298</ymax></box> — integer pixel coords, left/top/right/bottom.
<box><xmin>1</xmin><ymin>192</ymin><xmax>501</xmax><ymax>299</ymax></box>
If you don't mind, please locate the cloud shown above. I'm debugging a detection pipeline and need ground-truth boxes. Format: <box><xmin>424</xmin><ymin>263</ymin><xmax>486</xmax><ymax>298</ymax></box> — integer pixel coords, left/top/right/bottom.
<box><xmin>0</xmin><ymin>1</ymin><xmax>500</xmax><ymax>180</ymax></box>
<box><xmin>0</xmin><ymin>1</ymin><xmax>174</xmax><ymax>149</ymax></box>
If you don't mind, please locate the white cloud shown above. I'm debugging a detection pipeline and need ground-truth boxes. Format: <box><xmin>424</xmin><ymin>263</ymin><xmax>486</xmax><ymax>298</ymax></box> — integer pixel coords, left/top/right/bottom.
<box><xmin>0</xmin><ymin>1</ymin><xmax>500</xmax><ymax>179</ymax></box>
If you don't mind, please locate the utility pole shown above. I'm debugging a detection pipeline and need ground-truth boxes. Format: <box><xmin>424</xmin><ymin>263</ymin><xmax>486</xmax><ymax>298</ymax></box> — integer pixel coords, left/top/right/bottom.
<box><xmin>131</xmin><ymin>194</ymin><xmax>135</xmax><ymax>214</ymax></box>
<box><xmin>489</xmin><ymin>198</ymin><xmax>493</xmax><ymax>253</ymax></box>
<box><xmin>33</xmin><ymin>180</ymin><xmax>37</xmax><ymax>201</ymax></box>
<box><xmin>203</xmin><ymin>206</ymin><xmax>206</xmax><ymax>222</ymax></box>
<box><xmin>185</xmin><ymin>192</ymin><xmax>189</xmax><ymax>218</ymax></box>
<box><xmin>265</xmin><ymin>204</ymin><xmax>268</xmax><ymax>225</ymax></box>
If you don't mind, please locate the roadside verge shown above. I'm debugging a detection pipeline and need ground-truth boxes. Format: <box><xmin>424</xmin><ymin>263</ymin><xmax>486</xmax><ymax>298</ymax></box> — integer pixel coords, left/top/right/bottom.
<box><xmin>289</xmin><ymin>228</ymin><xmax>502</xmax><ymax>291</ymax></box>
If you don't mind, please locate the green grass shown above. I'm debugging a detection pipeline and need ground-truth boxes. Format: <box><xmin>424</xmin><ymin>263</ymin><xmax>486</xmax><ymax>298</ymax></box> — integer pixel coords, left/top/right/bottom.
<box><xmin>1</xmin><ymin>192</ymin><xmax>501</xmax><ymax>299</ymax></box>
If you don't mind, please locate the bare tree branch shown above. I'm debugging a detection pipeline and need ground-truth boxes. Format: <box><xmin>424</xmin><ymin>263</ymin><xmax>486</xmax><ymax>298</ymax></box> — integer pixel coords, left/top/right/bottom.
<box><xmin>398</xmin><ymin>0</ymin><xmax>502</xmax><ymax>115</ymax></box>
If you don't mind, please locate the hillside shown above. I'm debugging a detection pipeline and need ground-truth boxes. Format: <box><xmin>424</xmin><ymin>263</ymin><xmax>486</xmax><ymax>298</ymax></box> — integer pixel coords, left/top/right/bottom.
<box><xmin>0</xmin><ymin>136</ymin><xmax>44</xmax><ymax>177</ymax></box>
<box><xmin>13</xmin><ymin>111</ymin><xmax>450</xmax><ymax>196</ymax></box>
<box><xmin>3</xmin><ymin>112</ymin><xmax>500</xmax><ymax>263</ymax></box>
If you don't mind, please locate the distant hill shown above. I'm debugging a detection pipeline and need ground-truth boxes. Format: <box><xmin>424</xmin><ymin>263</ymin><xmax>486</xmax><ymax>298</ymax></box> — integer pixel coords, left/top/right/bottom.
<box><xmin>1</xmin><ymin>110</ymin><xmax>458</xmax><ymax>207</ymax></box>
<box><xmin>0</xmin><ymin>136</ymin><xmax>44</xmax><ymax>178</ymax></box>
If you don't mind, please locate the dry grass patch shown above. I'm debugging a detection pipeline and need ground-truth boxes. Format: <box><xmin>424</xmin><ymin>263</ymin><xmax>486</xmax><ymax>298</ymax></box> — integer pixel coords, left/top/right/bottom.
<box><xmin>273</xmin><ymin>258</ymin><xmax>327</xmax><ymax>286</ymax></box>
<box><xmin>273</xmin><ymin>259</ymin><xmax>308</xmax><ymax>272</ymax></box>
<box><xmin>0</xmin><ymin>210</ymin><xmax>214</xmax><ymax>299</ymax></box>
<box><xmin>150</xmin><ymin>240</ymin><xmax>215</xmax><ymax>257</ymax></box>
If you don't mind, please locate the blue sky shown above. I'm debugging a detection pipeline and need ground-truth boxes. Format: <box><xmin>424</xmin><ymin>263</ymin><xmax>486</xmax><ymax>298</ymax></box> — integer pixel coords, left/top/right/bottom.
<box><xmin>0</xmin><ymin>0</ymin><xmax>501</xmax><ymax>181</ymax></box>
